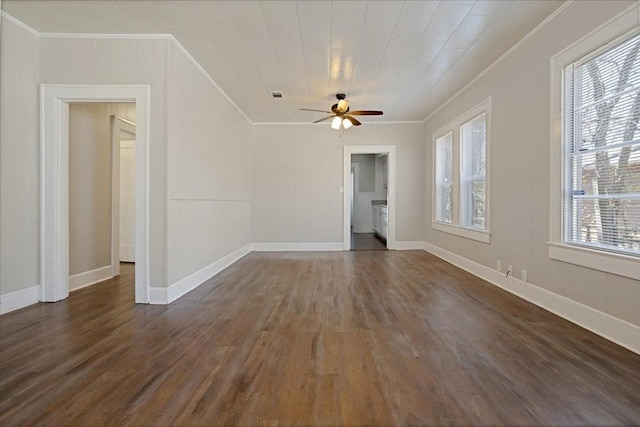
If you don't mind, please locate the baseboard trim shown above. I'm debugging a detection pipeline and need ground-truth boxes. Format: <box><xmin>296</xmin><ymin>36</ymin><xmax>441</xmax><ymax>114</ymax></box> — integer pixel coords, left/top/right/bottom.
<box><xmin>69</xmin><ymin>265</ymin><xmax>113</xmax><ymax>291</ymax></box>
<box><xmin>154</xmin><ymin>244</ymin><xmax>253</xmax><ymax>305</ymax></box>
<box><xmin>396</xmin><ymin>241</ymin><xmax>424</xmax><ymax>250</ymax></box>
<box><xmin>422</xmin><ymin>241</ymin><xmax>640</xmax><ymax>355</ymax></box>
<box><xmin>251</xmin><ymin>242</ymin><xmax>343</xmax><ymax>252</ymax></box>
<box><xmin>0</xmin><ymin>286</ymin><xmax>40</xmax><ymax>315</ymax></box>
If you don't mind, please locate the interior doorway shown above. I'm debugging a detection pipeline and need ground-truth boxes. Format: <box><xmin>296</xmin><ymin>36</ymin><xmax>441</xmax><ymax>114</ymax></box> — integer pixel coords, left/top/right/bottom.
<box><xmin>343</xmin><ymin>145</ymin><xmax>397</xmax><ymax>251</ymax></box>
<box><xmin>111</xmin><ymin>116</ymin><xmax>137</xmax><ymax>275</ymax></box>
<box><xmin>349</xmin><ymin>157</ymin><xmax>387</xmax><ymax>251</ymax></box>
<box><xmin>67</xmin><ymin>104</ymin><xmax>136</xmax><ymax>291</ymax></box>
<box><xmin>40</xmin><ymin>85</ymin><xmax>150</xmax><ymax>304</ymax></box>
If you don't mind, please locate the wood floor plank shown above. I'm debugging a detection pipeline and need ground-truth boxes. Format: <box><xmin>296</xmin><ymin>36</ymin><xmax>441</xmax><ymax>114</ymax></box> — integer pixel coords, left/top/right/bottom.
<box><xmin>1</xmin><ymin>251</ymin><xmax>639</xmax><ymax>426</ymax></box>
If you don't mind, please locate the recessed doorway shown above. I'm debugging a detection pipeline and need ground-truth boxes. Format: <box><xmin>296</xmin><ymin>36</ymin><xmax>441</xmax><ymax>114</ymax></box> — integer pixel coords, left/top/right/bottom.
<box><xmin>349</xmin><ymin>154</ymin><xmax>388</xmax><ymax>251</ymax></box>
<box><xmin>343</xmin><ymin>145</ymin><xmax>396</xmax><ymax>251</ymax></box>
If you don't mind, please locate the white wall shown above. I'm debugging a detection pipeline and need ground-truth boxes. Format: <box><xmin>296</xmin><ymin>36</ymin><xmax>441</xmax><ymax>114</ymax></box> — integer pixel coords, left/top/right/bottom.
<box><xmin>0</xmin><ymin>17</ymin><xmax>39</xmax><ymax>295</ymax></box>
<box><xmin>352</xmin><ymin>154</ymin><xmax>375</xmax><ymax>192</ymax></box>
<box><xmin>1</xmin><ymin>17</ymin><xmax>253</xmax><ymax>299</ymax></box>
<box><xmin>68</xmin><ymin>103</ymin><xmax>135</xmax><ymax>276</ymax></box>
<box><xmin>166</xmin><ymin>43</ymin><xmax>251</xmax><ymax>285</ymax></box>
<box><xmin>251</xmin><ymin>123</ymin><xmax>424</xmax><ymax>244</ymax></box>
<box><xmin>423</xmin><ymin>1</ymin><xmax>640</xmax><ymax>327</ymax></box>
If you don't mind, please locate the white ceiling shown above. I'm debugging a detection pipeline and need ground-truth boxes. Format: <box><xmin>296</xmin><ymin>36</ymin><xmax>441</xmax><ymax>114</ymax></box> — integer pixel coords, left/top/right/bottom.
<box><xmin>2</xmin><ymin>0</ymin><xmax>565</xmax><ymax>123</ymax></box>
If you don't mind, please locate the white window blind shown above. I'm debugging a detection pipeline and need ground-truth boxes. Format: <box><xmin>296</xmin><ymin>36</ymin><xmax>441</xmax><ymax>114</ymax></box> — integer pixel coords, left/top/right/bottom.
<box><xmin>435</xmin><ymin>132</ymin><xmax>453</xmax><ymax>223</ymax></box>
<box><xmin>563</xmin><ymin>32</ymin><xmax>640</xmax><ymax>256</ymax></box>
<box><xmin>460</xmin><ymin>113</ymin><xmax>487</xmax><ymax>229</ymax></box>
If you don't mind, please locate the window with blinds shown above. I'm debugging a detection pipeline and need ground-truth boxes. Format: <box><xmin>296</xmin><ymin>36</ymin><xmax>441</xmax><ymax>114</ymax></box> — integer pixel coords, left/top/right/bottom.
<box><xmin>563</xmin><ymin>31</ymin><xmax>640</xmax><ymax>256</ymax></box>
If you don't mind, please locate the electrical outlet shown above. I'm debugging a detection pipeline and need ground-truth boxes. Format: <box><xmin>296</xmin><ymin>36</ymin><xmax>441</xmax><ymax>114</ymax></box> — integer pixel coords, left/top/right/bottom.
<box><xmin>497</xmin><ymin>260</ymin><xmax>502</xmax><ymax>272</ymax></box>
<box><xmin>522</xmin><ymin>270</ymin><xmax>528</xmax><ymax>283</ymax></box>
<box><xmin>507</xmin><ymin>265</ymin><xmax>513</xmax><ymax>277</ymax></box>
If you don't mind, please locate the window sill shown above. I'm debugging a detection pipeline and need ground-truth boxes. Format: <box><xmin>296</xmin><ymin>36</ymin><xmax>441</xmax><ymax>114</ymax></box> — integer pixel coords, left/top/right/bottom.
<box><xmin>547</xmin><ymin>243</ymin><xmax>639</xmax><ymax>280</ymax></box>
<box><xmin>432</xmin><ymin>221</ymin><xmax>491</xmax><ymax>243</ymax></box>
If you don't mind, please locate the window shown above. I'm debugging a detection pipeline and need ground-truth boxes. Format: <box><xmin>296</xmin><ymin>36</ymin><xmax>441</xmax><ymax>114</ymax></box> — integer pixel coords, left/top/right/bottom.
<box><xmin>563</xmin><ymin>32</ymin><xmax>640</xmax><ymax>257</ymax></box>
<box><xmin>432</xmin><ymin>99</ymin><xmax>490</xmax><ymax>243</ymax></box>
<box><xmin>460</xmin><ymin>113</ymin><xmax>487</xmax><ymax>229</ymax></box>
<box><xmin>434</xmin><ymin>132</ymin><xmax>453</xmax><ymax>223</ymax></box>
<box><xmin>550</xmin><ymin>8</ymin><xmax>639</xmax><ymax>281</ymax></box>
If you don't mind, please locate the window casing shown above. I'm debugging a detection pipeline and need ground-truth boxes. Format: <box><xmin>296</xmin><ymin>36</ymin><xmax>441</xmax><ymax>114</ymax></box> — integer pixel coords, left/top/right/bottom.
<box><xmin>550</xmin><ymin>7</ymin><xmax>639</xmax><ymax>281</ymax></box>
<box><xmin>432</xmin><ymin>99</ymin><xmax>491</xmax><ymax>243</ymax></box>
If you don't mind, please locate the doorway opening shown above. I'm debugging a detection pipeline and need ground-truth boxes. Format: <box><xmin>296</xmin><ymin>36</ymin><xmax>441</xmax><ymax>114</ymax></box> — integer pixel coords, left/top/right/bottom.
<box><xmin>67</xmin><ymin>104</ymin><xmax>136</xmax><ymax>292</ymax></box>
<box><xmin>349</xmin><ymin>154</ymin><xmax>388</xmax><ymax>250</ymax></box>
<box><xmin>111</xmin><ymin>115</ymin><xmax>137</xmax><ymax>275</ymax></box>
<box><xmin>343</xmin><ymin>145</ymin><xmax>396</xmax><ymax>251</ymax></box>
<box><xmin>40</xmin><ymin>85</ymin><xmax>150</xmax><ymax>304</ymax></box>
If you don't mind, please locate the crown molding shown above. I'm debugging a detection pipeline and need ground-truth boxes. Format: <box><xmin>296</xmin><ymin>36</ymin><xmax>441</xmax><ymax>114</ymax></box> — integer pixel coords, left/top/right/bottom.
<box><xmin>0</xmin><ymin>12</ymin><xmax>253</xmax><ymax>125</ymax></box>
<box><xmin>167</xmin><ymin>36</ymin><xmax>253</xmax><ymax>124</ymax></box>
<box><xmin>1</xmin><ymin>11</ymin><xmax>40</xmax><ymax>36</ymax></box>
<box><xmin>3</xmin><ymin>3</ymin><xmax>577</xmax><ymax>129</ymax></box>
<box><xmin>422</xmin><ymin>0</ymin><xmax>574</xmax><ymax>123</ymax></box>
<box><xmin>253</xmin><ymin>120</ymin><xmax>423</xmax><ymax>126</ymax></box>
<box><xmin>39</xmin><ymin>32</ymin><xmax>173</xmax><ymax>40</ymax></box>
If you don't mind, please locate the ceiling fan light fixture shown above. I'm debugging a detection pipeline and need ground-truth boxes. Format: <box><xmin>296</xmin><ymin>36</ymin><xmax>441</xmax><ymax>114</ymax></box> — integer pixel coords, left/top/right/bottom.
<box><xmin>331</xmin><ymin>116</ymin><xmax>342</xmax><ymax>129</ymax></box>
<box><xmin>342</xmin><ymin>117</ymin><xmax>352</xmax><ymax>129</ymax></box>
<box><xmin>337</xmin><ymin>99</ymin><xmax>349</xmax><ymax>113</ymax></box>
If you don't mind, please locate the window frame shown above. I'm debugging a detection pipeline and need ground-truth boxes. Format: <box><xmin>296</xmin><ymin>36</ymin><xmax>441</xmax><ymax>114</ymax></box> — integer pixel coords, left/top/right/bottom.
<box><xmin>432</xmin><ymin>98</ymin><xmax>491</xmax><ymax>244</ymax></box>
<box><xmin>549</xmin><ymin>8</ymin><xmax>639</xmax><ymax>280</ymax></box>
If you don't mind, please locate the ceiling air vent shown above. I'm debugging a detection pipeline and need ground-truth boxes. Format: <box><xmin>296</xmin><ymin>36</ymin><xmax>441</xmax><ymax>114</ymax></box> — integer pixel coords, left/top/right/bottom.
<box><xmin>270</xmin><ymin>91</ymin><xmax>284</xmax><ymax>99</ymax></box>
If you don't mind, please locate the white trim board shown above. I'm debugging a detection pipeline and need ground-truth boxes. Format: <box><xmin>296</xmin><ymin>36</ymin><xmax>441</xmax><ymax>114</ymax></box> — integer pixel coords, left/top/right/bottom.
<box><xmin>0</xmin><ymin>286</ymin><xmax>40</xmax><ymax>315</ymax></box>
<box><xmin>251</xmin><ymin>242</ymin><xmax>343</xmax><ymax>252</ymax></box>
<box><xmin>69</xmin><ymin>266</ymin><xmax>112</xmax><ymax>292</ymax></box>
<box><xmin>422</xmin><ymin>241</ymin><xmax>640</xmax><ymax>355</ymax></box>
<box><xmin>40</xmin><ymin>84</ymin><xmax>151</xmax><ymax>304</ymax></box>
<box><xmin>150</xmin><ymin>244</ymin><xmax>252</xmax><ymax>304</ymax></box>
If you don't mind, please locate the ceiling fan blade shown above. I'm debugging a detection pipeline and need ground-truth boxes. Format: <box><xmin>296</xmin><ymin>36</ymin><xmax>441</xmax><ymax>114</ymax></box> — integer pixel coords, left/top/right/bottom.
<box><xmin>300</xmin><ymin>108</ymin><xmax>333</xmax><ymax>114</ymax></box>
<box><xmin>313</xmin><ymin>115</ymin><xmax>336</xmax><ymax>124</ymax></box>
<box><xmin>344</xmin><ymin>115</ymin><xmax>361</xmax><ymax>126</ymax></box>
<box><xmin>349</xmin><ymin>110</ymin><xmax>383</xmax><ymax>116</ymax></box>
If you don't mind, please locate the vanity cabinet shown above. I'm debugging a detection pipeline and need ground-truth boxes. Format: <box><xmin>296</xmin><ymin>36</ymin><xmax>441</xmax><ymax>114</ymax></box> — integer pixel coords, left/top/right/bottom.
<box><xmin>372</xmin><ymin>204</ymin><xmax>388</xmax><ymax>240</ymax></box>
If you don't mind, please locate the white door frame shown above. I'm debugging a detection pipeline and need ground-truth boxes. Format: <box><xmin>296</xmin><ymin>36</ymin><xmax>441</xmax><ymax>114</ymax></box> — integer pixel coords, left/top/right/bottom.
<box><xmin>351</xmin><ymin>163</ymin><xmax>359</xmax><ymax>231</ymax></box>
<box><xmin>343</xmin><ymin>145</ymin><xmax>396</xmax><ymax>250</ymax></box>
<box><xmin>40</xmin><ymin>85</ymin><xmax>150</xmax><ymax>303</ymax></box>
<box><xmin>111</xmin><ymin>116</ymin><xmax>136</xmax><ymax>277</ymax></box>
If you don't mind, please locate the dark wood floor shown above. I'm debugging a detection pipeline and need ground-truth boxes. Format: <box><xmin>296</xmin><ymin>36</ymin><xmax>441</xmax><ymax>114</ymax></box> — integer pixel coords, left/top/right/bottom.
<box><xmin>351</xmin><ymin>232</ymin><xmax>386</xmax><ymax>250</ymax></box>
<box><xmin>1</xmin><ymin>252</ymin><xmax>639</xmax><ymax>426</ymax></box>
